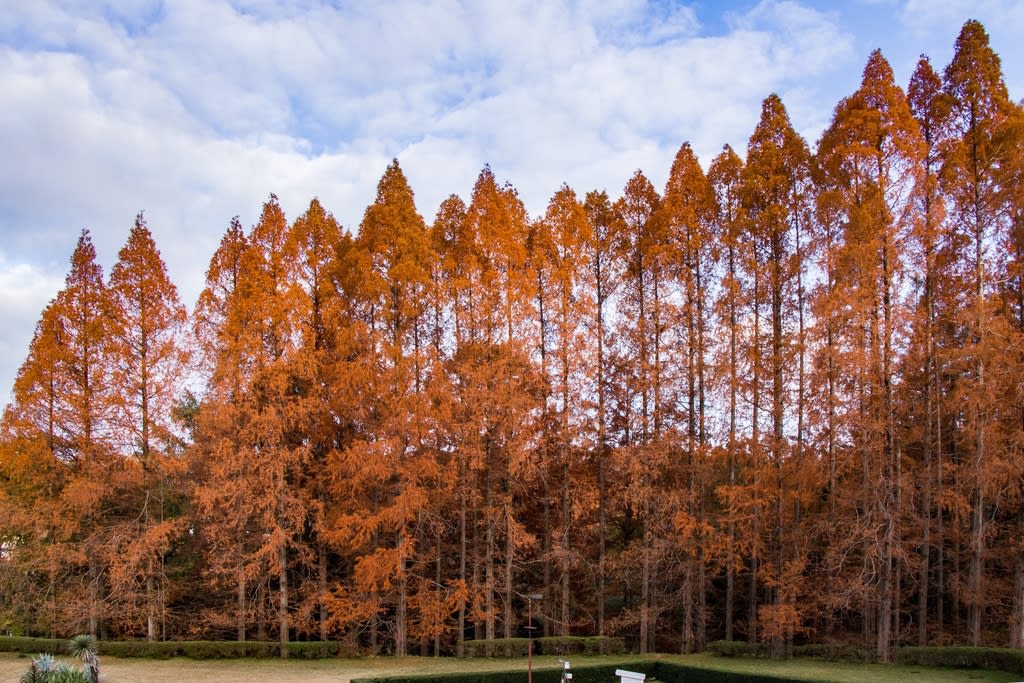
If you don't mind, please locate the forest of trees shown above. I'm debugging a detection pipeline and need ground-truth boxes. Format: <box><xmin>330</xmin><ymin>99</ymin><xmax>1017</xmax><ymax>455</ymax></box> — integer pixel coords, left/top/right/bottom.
<box><xmin>2</xmin><ymin>20</ymin><xmax>1024</xmax><ymax>662</ymax></box>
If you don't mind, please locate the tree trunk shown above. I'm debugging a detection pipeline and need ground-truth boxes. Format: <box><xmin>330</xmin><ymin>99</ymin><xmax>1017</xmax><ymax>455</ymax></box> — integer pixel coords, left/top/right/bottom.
<box><xmin>279</xmin><ymin>544</ymin><xmax>288</xmax><ymax>657</ymax></box>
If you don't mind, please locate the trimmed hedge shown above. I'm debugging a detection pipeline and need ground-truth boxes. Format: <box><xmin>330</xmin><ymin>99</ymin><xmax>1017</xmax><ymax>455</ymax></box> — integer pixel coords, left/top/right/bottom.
<box><xmin>354</xmin><ymin>662</ymin><xmax>650</xmax><ymax>683</ymax></box>
<box><xmin>461</xmin><ymin>638</ymin><xmax>531</xmax><ymax>658</ymax></box>
<box><xmin>652</xmin><ymin>662</ymin><xmax>805</xmax><ymax>683</ymax></box>
<box><xmin>0</xmin><ymin>636</ymin><xmax>350</xmax><ymax>660</ymax></box>
<box><xmin>0</xmin><ymin>636</ymin><xmax>67</xmax><ymax>656</ymax></box>
<box><xmin>895</xmin><ymin>646</ymin><xmax>1024</xmax><ymax>675</ymax></box>
<box><xmin>793</xmin><ymin>643</ymin><xmax>874</xmax><ymax>663</ymax></box>
<box><xmin>707</xmin><ymin>640</ymin><xmax>770</xmax><ymax>657</ymax></box>
<box><xmin>708</xmin><ymin>640</ymin><xmax>874</xmax><ymax>663</ymax></box>
<box><xmin>536</xmin><ymin>636</ymin><xmax>626</xmax><ymax>656</ymax></box>
<box><xmin>352</xmin><ymin>661</ymin><xmax>807</xmax><ymax>683</ymax></box>
<box><xmin>461</xmin><ymin>636</ymin><xmax>625</xmax><ymax>658</ymax></box>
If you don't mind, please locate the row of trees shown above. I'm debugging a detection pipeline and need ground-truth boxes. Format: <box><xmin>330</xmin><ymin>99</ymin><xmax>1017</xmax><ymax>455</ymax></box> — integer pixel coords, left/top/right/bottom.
<box><xmin>2</xmin><ymin>20</ymin><xmax>1023</xmax><ymax>661</ymax></box>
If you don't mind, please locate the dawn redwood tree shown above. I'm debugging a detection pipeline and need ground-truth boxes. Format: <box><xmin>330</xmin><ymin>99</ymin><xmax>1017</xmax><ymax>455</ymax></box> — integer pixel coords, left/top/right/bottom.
<box><xmin>740</xmin><ymin>94</ymin><xmax>814</xmax><ymax>656</ymax></box>
<box><xmin>662</xmin><ymin>142</ymin><xmax>717</xmax><ymax>652</ymax></box>
<box><xmin>192</xmin><ymin>199</ymin><xmax>310</xmax><ymax>651</ymax></box>
<box><xmin>942</xmin><ymin>19</ymin><xmax>1016</xmax><ymax>646</ymax></box>
<box><xmin>282</xmin><ymin>197</ymin><xmax>347</xmax><ymax>641</ymax></box>
<box><xmin>581</xmin><ymin>189</ymin><xmax>624</xmax><ymax>637</ymax></box>
<box><xmin>613</xmin><ymin>170</ymin><xmax>668</xmax><ymax>654</ymax></box>
<box><xmin>1</xmin><ymin>233</ymin><xmax>120</xmax><ymax>637</ymax></box>
<box><xmin>431</xmin><ymin>193</ymin><xmax>477</xmax><ymax>653</ymax></box>
<box><xmin>190</xmin><ymin>218</ymin><xmax>252</xmax><ymax>640</ymax></box>
<box><xmin>708</xmin><ymin>144</ymin><xmax>746</xmax><ymax>642</ymax></box>
<box><xmin>816</xmin><ymin>50</ymin><xmax>922</xmax><ymax>661</ymax></box>
<box><xmin>462</xmin><ymin>167</ymin><xmax>536</xmax><ymax>645</ymax></box>
<box><xmin>906</xmin><ymin>54</ymin><xmax>954</xmax><ymax>645</ymax></box>
<box><xmin>999</xmin><ymin>99</ymin><xmax>1024</xmax><ymax>648</ymax></box>
<box><xmin>1</xmin><ymin>300</ymin><xmax>77</xmax><ymax>636</ymax></box>
<box><xmin>534</xmin><ymin>185</ymin><xmax>591</xmax><ymax>635</ymax></box>
<box><xmin>343</xmin><ymin>160</ymin><xmax>438</xmax><ymax>656</ymax></box>
<box><xmin>107</xmin><ymin>214</ymin><xmax>190</xmax><ymax>641</ymax></box>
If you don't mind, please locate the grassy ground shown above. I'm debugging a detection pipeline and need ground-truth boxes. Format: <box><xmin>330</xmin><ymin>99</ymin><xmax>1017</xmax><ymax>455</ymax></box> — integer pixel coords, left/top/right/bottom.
<box><xmin>0</xmin><ymin>652</ymin><xmax>1018</xmax><ymax>683</ymax></box>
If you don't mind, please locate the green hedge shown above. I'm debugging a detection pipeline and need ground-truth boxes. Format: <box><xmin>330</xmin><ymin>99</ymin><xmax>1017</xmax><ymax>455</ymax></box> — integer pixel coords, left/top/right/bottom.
<box><xmin>895</xmin><ymin>646</ymin><xmax>1024</xmax><ymax>674</ymax></box>
<box><xmin>706</xmin><ymin>640</ymin><xmax>770</xmax><ymax>657</ymax></box>
<box><xmin>0</xmin><ymin>636</ymin><xmax>68</xmax><ymax>656</ymax></box>
<box><xmin>0</xmin><ymin>636</ymin><xmax>350</xmax><ymax>660</ymax></box>
<box><xmin>461</xmin><ymin>636</ymin><xmax>625</xmax><ymax>658</ymax></box>
<box><xmin>461</xmin><ymin>638</ymin><xmax>531</xmax><ymax>657</ymax></box>
<box><xmin>352</xmin><ymin>661</ymin><xmax>806</xmax><ymax>683</ymax></box>
<box><xmin>793</xmin><ymin>643</ymin><xmax>874</xmax><ymax>662</ymax></box>
<box><xmin>708</xmin><ymin>640</ymin><xmax>874</xmax><ymax>663</ymax></box>
<box><xmin>536</xmin><ymin>636</ymin><xmax>626</xmax><ymax>655</ymax></box>
<box><xmin>354</xmin><ymin>662</ymin><xmax>646</xmax><ymax>683</ymax></box>
<box><xmin>652</xmin><ymin>662</ymin><xmax>804</xmax><ymax>683</ymax></box>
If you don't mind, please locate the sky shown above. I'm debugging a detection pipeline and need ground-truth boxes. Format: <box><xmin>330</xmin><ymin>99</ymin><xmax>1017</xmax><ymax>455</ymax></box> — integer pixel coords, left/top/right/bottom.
<box><xmin>1</xmin><ymin>0</ymin><xmax>1022</xmax><ymax>405</ymax></box>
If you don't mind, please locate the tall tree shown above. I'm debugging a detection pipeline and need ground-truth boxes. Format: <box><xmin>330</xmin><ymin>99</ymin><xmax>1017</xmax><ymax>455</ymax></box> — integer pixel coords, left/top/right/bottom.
<box><xmin>708</xmin><ymin>144</ymin><xmax>746</xmax><ymax>642</ymax></box>
<box><xmin>740</xmin><ymin>94</ymin><xmax>814</xmax><ymax>656</ymax></box>
<box><xmin>613</xmin><ymin>170</ymin><xmax>666</xmax><ymax>653</ymax></box>
<box><xmin>663</xmin><ymin>142</ymin><xmax>717</xmax><ymax>652</ymax></box>
<box><xmin>942</xmin><ymin>19</ymin><xmax>1016</xmax><ymax>646</ymax></box>
<box><xmin>906</xmin><ymin>54</ymin><xmax>953</xmax><ymax>645</ymax></box>
<box><xmin>582</xmin><ymin>189</ymin><xmax>623</xmax><ymax>637</ymax></box>
<box><xmin>816</xmin><ymin>51</ymin><xmax>922</xmax><ymax>660</ymax></box>
<box><xmin>107</xmin><ymin>214</ymin><xmax>190</xmax><ymax>641</ymax></box>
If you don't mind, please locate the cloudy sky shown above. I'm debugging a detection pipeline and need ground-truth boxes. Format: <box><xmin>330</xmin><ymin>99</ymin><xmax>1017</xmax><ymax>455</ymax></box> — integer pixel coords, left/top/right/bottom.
<box><xmin>1</xmin><ymin>0</ymin><xmax>1022</xmax><ymax>404</ymax></box>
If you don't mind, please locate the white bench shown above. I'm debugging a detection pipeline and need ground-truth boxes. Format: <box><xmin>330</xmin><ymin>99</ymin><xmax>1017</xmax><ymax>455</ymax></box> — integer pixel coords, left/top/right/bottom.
<box><xmin>615</xmin><ymin>669</ymin><xmax>646</xmax><ymax>683</ymax></box>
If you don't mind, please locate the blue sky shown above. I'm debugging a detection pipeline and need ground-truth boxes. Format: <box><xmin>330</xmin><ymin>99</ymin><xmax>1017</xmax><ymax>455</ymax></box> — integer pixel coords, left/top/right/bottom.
<box><xmin>1</xmin><ymin>0</ymin><xmax>1022</xmax><ymax>403</ymax></box>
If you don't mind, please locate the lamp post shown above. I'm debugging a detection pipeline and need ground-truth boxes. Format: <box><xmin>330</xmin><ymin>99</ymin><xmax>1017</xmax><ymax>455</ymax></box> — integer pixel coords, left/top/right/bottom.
<box><xmin>526</xmin><ymin>593</ymin><xmax>543</xmax><ymax>683</ymax></box>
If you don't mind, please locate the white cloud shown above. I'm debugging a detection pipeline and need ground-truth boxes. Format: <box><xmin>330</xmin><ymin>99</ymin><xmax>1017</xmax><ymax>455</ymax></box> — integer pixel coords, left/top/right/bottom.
<box><xmin>0</xmin><ymin>256</ymin><xmax>66</xmax><ymax>404</ymax></box>
<box><xmin>5</xmin><ymin>0</ymin><xmax>1020</xmax><ymax>403</ymax></box>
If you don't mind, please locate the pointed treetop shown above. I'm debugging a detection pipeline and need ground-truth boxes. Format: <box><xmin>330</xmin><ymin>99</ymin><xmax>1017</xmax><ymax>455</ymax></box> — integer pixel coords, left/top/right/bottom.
<box><xmin>374</xmin><ymin>159</ymin><xmax>418</xmax><ymax>207</ymax></box>
<box><xmin>945</xmin><ymin>19</ymin><xmax>1010</xmax><ymax>122</ymax></box>
<box><xmin>68</xmin><ymin>229</ymin><xmax>102</xmax><ymax>286</ymax></box>
<box><xmin>908</xmin><ymin>55</ymin><xmax>951</xmax><ymax>145</ymax></box>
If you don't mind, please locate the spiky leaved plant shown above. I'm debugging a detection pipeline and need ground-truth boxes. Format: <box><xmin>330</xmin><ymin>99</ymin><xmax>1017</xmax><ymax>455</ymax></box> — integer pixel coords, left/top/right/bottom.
<box><xmin>68</xmin><ymin>634</ymin><xmax>99</xmax><ymax>683</ymax></box>
<box><xmin>19</xmin><ymin>652</ymin><xmax>91</xmax><ymax>683</ymax></box>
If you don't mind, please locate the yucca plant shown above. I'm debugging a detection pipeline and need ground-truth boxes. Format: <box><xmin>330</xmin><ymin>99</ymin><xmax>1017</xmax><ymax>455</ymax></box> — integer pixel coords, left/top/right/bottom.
<box><xmin>68</xmin><ymin>634</ymin><xmax>99</xmax><ymax>683</ymax></box>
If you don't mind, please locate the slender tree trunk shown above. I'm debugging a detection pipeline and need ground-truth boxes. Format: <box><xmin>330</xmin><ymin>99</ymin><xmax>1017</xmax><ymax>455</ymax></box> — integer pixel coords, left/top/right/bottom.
<box><xmin>279</xmin><ymin>544</ymin><xmax>288</xmax><ymax>657</ymax></box>
<box><xmin>1012</xmin><ymin>507</ymin><xmax>1024</xmax><ymax>648</ymax></box>
<box><xmin>397</xmin><ymin>541</ymin><xmax>407</xmax><ymax>656</ymax></box>
<box><xmin>237</xmin><ymin>558</ymin><xmax>246</xmax><ymax>641</ymax></box>
<box><xmin>458</xmin><ymin>455</ymin><xmax>467</xmax><ymax>656</ymax></box>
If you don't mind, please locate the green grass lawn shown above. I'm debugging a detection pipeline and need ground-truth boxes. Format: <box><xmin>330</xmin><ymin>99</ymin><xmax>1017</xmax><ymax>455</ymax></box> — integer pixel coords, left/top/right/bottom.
<box><xmin>0</xmin><ymin>652</ymin><xmax>1019</xmax><ymax>683</ymax></box>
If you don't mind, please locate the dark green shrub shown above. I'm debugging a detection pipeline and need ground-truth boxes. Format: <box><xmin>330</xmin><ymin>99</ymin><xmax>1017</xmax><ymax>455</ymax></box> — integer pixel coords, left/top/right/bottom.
<box><xmin>895</xmin><ymin>646</ymin><xmax>1024</xmax><ymax>675</ymax></box>
<box><xmin>461</xmin><ymin>638</ymin><xmax>531</xmax><ymax>657</ymax></box>
<box><xmin>461</xmin><ymin>636</ymin><xmax>624</xmax><ymax>658</ymax></box>
<box><xmin>352</xmin><ymin>661</ymin><xmax>808</xmax><ymax>683</ymax></box>
<box><xmin>651</xmin><ymin>661</ymin><xmax>804</xmax><ymax>682</ymax></box>
<box><xmin>792</xmin><ymin>643</ymin><xmax>875</xmax><ymax>662</ymax></box>
<box><xmin>0</xmin><ymin>636</ymin><xmax>67</xmax><ymax>656</ymax></box>
<box><xmin>581</xmin><ymin>636</ymin><xmax>625</xmax><ymax>655</ymax></box>
<box><xmin>352</xmin><ymin>662</ymin><xmax>653</xmax><ymax>683</ymax></box>
<box><xmin>707</xmin><ymin>639</ymin><xmax>770</xmax><ymax>657</ymax></box>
